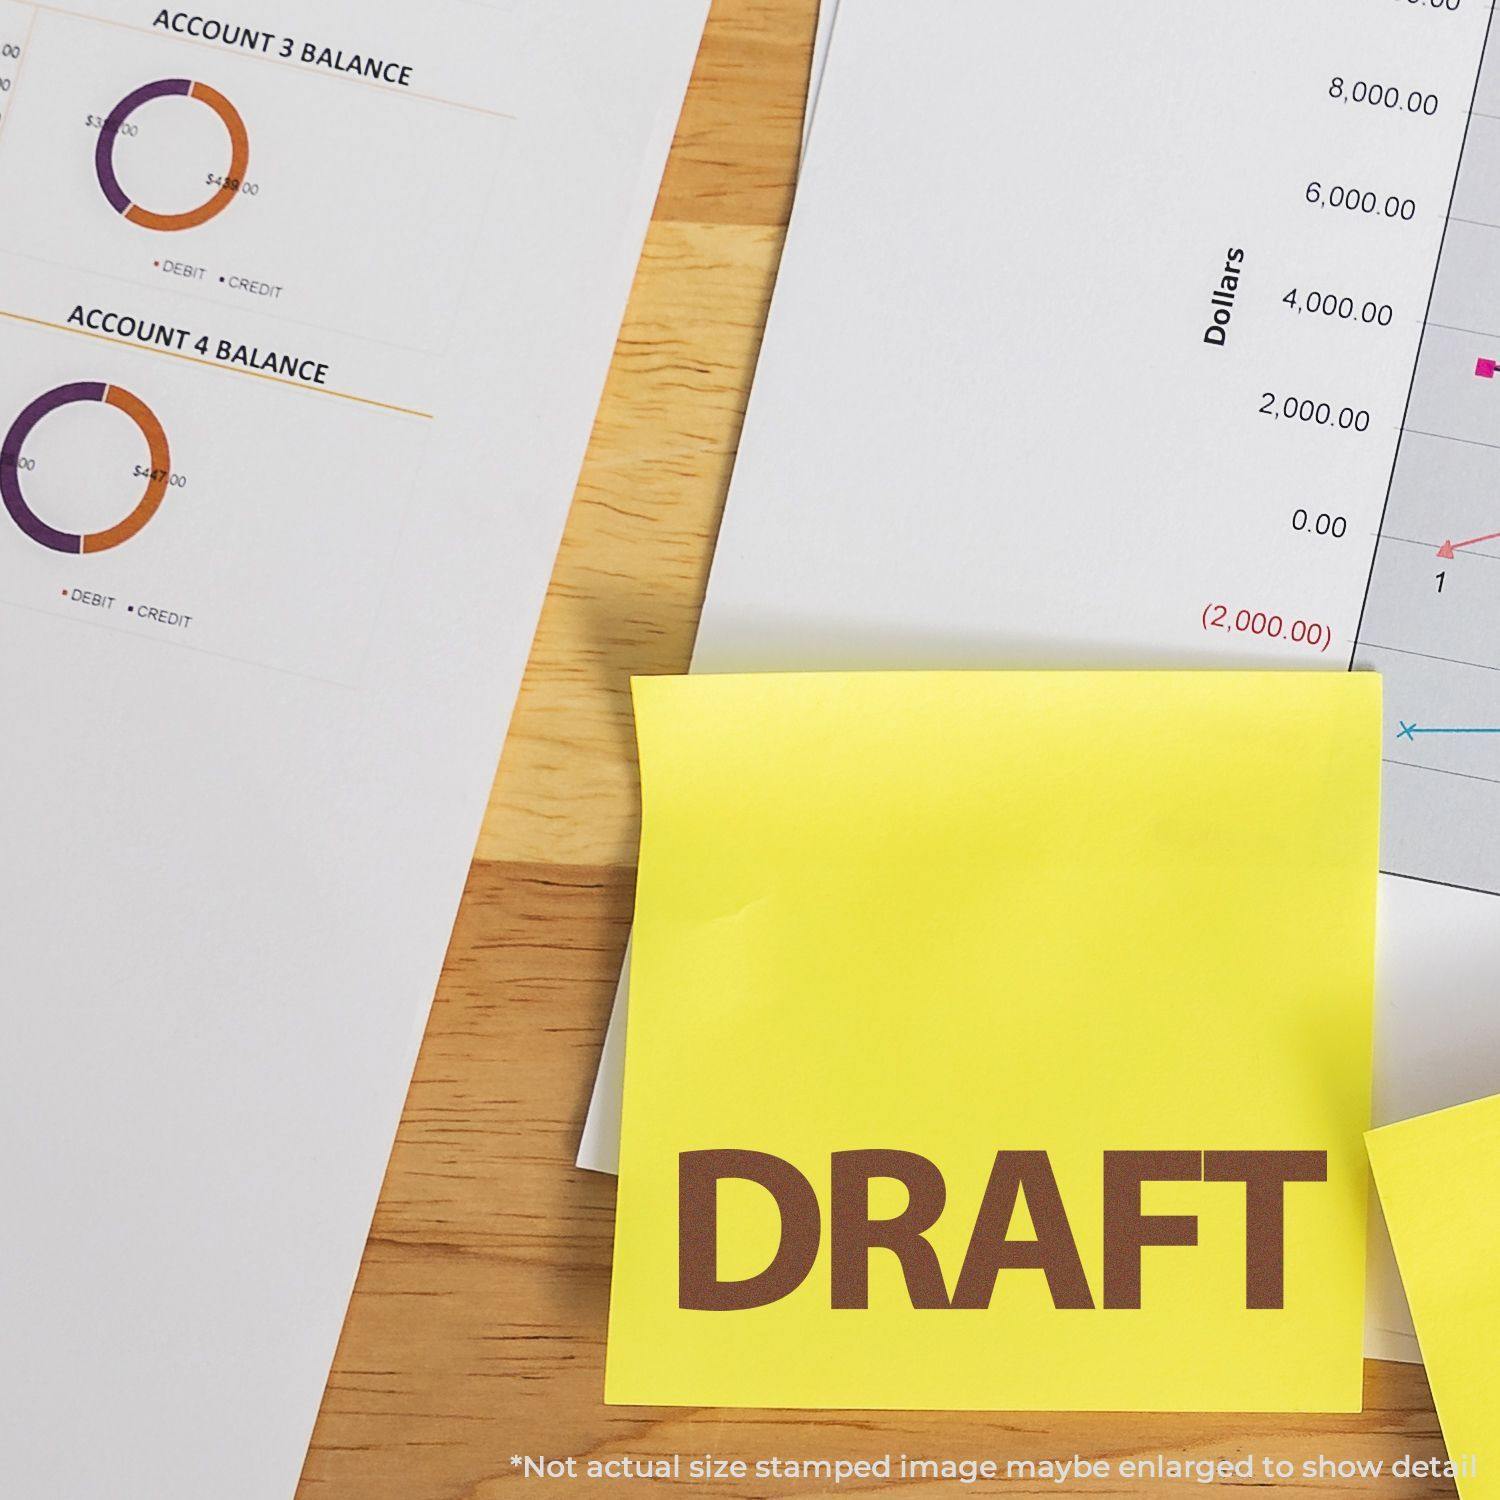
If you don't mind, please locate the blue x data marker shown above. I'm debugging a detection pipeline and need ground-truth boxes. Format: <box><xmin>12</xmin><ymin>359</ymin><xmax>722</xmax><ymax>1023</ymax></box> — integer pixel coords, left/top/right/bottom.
<box><xmin>1397</xmin><ymin>721</ymin><xmax>1500</xmax><ymax>741</ymax></box>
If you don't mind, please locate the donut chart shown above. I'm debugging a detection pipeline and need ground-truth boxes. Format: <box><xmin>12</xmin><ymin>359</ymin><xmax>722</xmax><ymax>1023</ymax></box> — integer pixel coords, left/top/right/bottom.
<box><xmin>95</xmin><ymin>78</ymin><xmax>249</xmax><ymax>232</ymax></box>
<box><xmin>1</xmin><ymin>383</ymin><xmax>171</xmax><ymax>554</ymax></box>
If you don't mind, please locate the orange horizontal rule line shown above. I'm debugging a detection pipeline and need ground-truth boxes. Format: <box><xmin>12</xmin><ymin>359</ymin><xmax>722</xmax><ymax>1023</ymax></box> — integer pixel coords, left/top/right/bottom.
<box><xmin>0</xmin><ymin>308</ymin><xmax>435</xmax><ymax>420</ymax></box>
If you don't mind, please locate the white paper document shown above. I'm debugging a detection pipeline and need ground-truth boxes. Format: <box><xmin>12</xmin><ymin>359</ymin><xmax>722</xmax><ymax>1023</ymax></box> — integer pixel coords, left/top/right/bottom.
<box><xmin>581</xmin><ymin>0</ymin><xmax>1500</xmax><ymax>1364</ymax></box>
<box><xmin>0</xmin><ymin>1</ymin><xmax>706</xmax><ymax>1494</ymax></box>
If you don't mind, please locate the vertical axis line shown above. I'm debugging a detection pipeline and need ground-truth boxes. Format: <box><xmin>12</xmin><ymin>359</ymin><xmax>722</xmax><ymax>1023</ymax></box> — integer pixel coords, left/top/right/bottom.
<box><xmin>1348</xmin><ymin>4</ymin><xmax>1498</xmax><ymax>669</ymax></box>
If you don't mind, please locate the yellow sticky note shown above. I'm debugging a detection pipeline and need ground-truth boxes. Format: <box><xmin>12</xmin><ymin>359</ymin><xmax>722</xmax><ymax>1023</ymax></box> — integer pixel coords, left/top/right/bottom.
<box><xmin>1367</xmin><ymin>1096</ymin><xmax>1500</xmax><ymax>1495</ymax></box>
<box><xmin>608</xmin><ymin>672</ymin><xmax>1381</xmax><ymax>1411</ymax></box>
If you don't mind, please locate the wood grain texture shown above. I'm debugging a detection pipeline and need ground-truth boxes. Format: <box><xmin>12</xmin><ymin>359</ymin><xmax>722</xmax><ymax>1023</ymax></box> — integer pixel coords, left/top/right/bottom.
<box><xmin>475</xmin><ymin>217</ymin><xmax>784</xmax><ymax>869</ymax></box>
<box><xmin>298</xmin><ymin>2</ymin><xmax>1455</xmax><ymax>1495</ymax></box>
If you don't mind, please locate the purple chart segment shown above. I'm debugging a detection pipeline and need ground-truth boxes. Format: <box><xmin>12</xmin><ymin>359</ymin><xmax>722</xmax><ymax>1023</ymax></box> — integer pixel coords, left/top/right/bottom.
<box><xmin>94</xmin><ymin>78</ymin><xmax>191</xmax><ymax>216</ymax></box>
<box><xmin>1</xmin><ymin>383</ymin><xmax>108</xmax><ymax>554</ymax></box>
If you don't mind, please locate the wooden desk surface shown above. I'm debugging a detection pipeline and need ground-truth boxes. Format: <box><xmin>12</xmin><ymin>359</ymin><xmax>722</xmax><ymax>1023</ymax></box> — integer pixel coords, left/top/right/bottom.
<box><xmin>297</xmin><ymin>4</ymin><xmax>1453</xmax><ymax>1495</ymax></box>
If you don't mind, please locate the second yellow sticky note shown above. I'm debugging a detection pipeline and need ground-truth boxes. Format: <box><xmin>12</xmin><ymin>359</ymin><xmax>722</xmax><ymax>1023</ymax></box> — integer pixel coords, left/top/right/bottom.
<box><xmin>1368</xmin><ymin>1094</ymin><xmax>1500</xmax><ymax>1497</ymax></box>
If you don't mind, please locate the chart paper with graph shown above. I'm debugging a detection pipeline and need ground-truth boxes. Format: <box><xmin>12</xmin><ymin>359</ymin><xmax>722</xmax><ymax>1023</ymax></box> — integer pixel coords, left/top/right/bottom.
<box><xmin>675</xmin><ymin>0</ymin><xmax>1500</xmax><ymax>909</ymax></box>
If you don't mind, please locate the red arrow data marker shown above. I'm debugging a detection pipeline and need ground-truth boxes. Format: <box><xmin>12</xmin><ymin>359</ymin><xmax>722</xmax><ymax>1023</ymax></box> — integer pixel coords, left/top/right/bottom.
<box><xmin>1437</xmin><ymin>531</ymin><xmax>1500</xmax><ymax>560</ymax></box>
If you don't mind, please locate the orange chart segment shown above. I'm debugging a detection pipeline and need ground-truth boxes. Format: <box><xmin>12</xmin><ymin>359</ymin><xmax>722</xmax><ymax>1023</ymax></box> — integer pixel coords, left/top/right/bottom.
<box><xmin>85</xmin><ymin>386</ymin><xmax>170</xmax><ymax>552</ymax></box>
<box><xmin>95</xmin><ymin>78</ymin><xmax>250</xmax><ymax>233</ymax></box>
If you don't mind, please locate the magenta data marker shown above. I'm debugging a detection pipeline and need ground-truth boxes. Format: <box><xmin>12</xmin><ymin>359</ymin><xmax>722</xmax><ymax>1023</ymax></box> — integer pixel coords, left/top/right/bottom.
<box><xmin>1476</xmin><ymin>357</ymin><xmax>1498</xmax><ymax>380</ymax></box>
